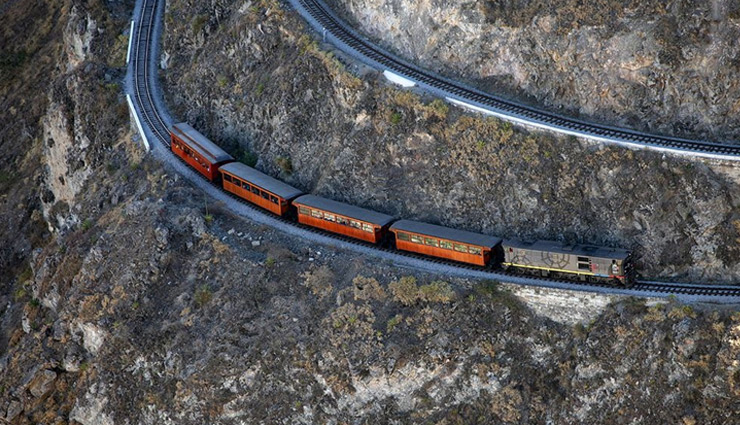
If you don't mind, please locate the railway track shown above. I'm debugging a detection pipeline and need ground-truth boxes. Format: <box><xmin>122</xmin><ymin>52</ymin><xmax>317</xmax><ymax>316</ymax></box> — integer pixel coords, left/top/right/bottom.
<box><xmin>290</xmin><ymin>0</ymin><xmax>740</xmax><ymax>161</ymax></box>
<box><xmin>127</xmin><ymin>0</ymin><xmax>740</xmax><ymax>300</ymax></box>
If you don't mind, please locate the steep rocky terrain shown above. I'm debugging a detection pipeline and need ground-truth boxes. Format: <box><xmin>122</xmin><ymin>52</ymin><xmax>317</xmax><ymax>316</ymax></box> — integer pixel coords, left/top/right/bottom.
<box><xmin>328</xmin><ymin>0</ymin><xmax>740</xmax><ymax>142</ymax></box>
<box><xmin>4</xmin><ymin>0</ymin><xmax>740</xmax><ymax>423</ymax></box>
<box><xmin>161</xmin><ymin>0</ymin><xmax>740</xmax><ymax>282</ymax></box>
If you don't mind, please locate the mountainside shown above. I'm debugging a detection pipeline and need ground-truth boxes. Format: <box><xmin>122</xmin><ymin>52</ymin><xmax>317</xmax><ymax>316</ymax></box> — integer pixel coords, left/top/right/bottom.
<box><xmin>328</xmin><ymin>0</ymin><xmax>740</xmax><ymax>142</ymax></box>
<box><xmin>161</xmin><ymin>0</ymin><xmax>740</xmax><ymax>282</ymax></box>
<box><xmin>4</xmin><ymin>0</ymin><xmax>740</xmax><ymax>424</ymax></box>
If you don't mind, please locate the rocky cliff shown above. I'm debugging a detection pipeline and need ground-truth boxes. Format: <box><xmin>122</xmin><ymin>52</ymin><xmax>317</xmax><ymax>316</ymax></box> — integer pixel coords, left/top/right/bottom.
<box><xmin>4</xmin><ymin>0</ymin><xmax>740</xmax><ymax>423</ymax></box>
<box><xmin>161</xmin><ymin>0</ymin><xmax>740</xmax><ymax>282</ymax></box>
<box><xmin>328</xmin><ymin>0</ymin><xmax>740</xmax><ymax>143</ymax></box>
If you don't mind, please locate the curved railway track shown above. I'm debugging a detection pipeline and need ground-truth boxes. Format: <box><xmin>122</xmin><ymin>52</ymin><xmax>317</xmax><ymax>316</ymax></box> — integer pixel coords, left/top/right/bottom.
<box><xmin>290</xmin><ymin>0</ymin><xmax>740</xmax><ymax>161</ymax></box>
<box><xmin>127</xmin><ymin>0</ymin><xmax>740</xmax><ymax>300</ymax></box>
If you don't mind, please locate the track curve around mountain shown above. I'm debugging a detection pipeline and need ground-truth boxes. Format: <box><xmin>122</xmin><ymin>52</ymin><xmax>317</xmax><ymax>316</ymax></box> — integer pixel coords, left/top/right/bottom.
<box><xmin>125</xmin><ymin>0</ymin><xmax>740</xmax><ymax>301</ymax></box>
<box><xmin>289</xmin><ymin>0</ymin><xmax>740</xmax><ymax>161</ymax></box>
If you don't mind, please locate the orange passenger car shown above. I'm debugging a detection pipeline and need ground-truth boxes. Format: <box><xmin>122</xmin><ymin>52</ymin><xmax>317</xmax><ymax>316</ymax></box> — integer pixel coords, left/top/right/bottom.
<box><xmin>292</xmin><ymin>195</ymin><xmax>395</xmax><ymax>244</ymax></box>
<box><xmin>170</xmin><ymin>123</ymin><xmax>234</xmax><ymax>181</ymax></box>
<box><xmin>389</xmin><ymin>220</ymin><xmax>503</xmax><ymax>266</ymax></box>
<box><xmin>219</xmin><ymin>162</ymin><xmax>303</xmax><ymax>216</ymax></box>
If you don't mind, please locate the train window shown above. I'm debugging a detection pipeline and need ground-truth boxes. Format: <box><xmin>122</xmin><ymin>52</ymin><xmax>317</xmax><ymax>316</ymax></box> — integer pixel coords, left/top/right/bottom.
<box><xmin>350</xmin><ymin>220</ymin><xmax>362</xmax><ymax>229</ymax></box>
<box><xmin>424</xmin><ymin>237</ymin><xmax>438</xmax><ymax>247</ymax></box>
<box><xmin>440</xmin><ymin>240</ymin><xmax>453</xmax><ymax>250</ymax></box>
<box><xmin>337</xmin><ymin>217</ymin><xmax>349</xmax><ymax>226</ymax></box>
<box><xmin>224</xmin><ymin>174</ymin><xmax>232</xmax><ymax>182</ymax></box>
<box><xmin>261</xmin><ymin>191</ymin><xmax>269</xmax><ymax>200</ymax></box>
<box><xmin>578</xmin><ymin>263</ymin><xmax>591</xmax><ymax>271</ymax></box>
<box><xmin>270</xmin><ymin>196</ymin><xmax>278</xmax><ymax>204</ymax></box>
<box><xmin>298</xmin><ymin>206</ymin><xmax>310</xmax><ymax>215</ymax></box>
<box><xmin>577</xmin><ymin>257</ymin><xmax>589</xmax><ymax>263</ymax></box>
<box><xmin>397</xmin><ymin>232</ymin><xmax>410</xmax><ymax>241</ymax></box>
<box><xmin>469</xmin><ymin>247</ymin><xmax>481</xmax><ymax>255</ymax></box>
<box><xmin>311</xmin><ymin>209</ymin><xmax>322</xmax><ymax>218</ymax></box>
<box><xmin>454</xmin><ymin>243</ymin><xmax>468</xmax><ymax>253</ymax></box>
<box><xmin>251</xmin><ymin>186</ymin><xmax>260</xmax><ymax>195</ymax></box>
<box><xmin>362</xmin><ymin>223</ymin><xmax>373</xmax><ymax>233</ymax></box>
<box><xmin>410</xmin><ymin>235</ymin><xmax>423</xmax><ymax>244</ymax></box>
<box><xmin>242</xmin><ymin>181</ymin><xmax>250</xmax><ymax>190</ymax></box>
<box><xmin>324</xmin><ymin>213</ymin><xmax>336</xmax><ymax>222</ymax></box>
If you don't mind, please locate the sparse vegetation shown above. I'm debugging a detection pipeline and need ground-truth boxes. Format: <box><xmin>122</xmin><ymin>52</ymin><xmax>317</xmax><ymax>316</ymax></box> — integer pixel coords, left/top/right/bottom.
<box><xmin>418</xmin><ymin>280</ymin><xmax>455</xmax><ymax>304</ymax></box>
<box><xmin>388</xmin><ymin>276</ymin><xmax>455</xmax><ymax>305</ymax></box>
<box><xmin>302</xmin><ymin>265</ymin><xmax>334</xmax><ymax>299</ymax></box>
<box><xmin>389</xmin><ymin>275</ymin><xmax>419</xmax><ymax>305</ymax></box>
<box><xmin>353</xmin><ymin>275</ymin><xmax>386</xmax><ymax>301</ymax></box>
<box><xmin>389</xmin><ymin>111</ymin><xmax>403</xmax><ymax>126</ymax></box>
<box><xmin>276</xmin><ymin>156</ymin><xmax>293</xmax><ymax>174</ymax></box>
<box><xmin>108</xmin><ymin>34</ymin><xmax>129</xmax><ymax>67</ymax></box>
<box><xmin>238</xmin><ymin>148</ymin><xmax>258</xmax><ymax>167</ymax></box>
<box><xmin>192</xmin><ymin>14</ymin><xmax>209</xmax><ymax>35</ymax></box>
<box><xmin>386</xmin><ymin>314</ymin><xmax>403</xmax><ymax>332</ymax></box>
<box><xmin>428</xmin><ymin>99</ymin><xmax>449</xmax><ymax>119</ymax></box>
<box><xmin>194</xmin><ymin>285</ymin><xmax>213</xmax><ymax>307</ymax></box>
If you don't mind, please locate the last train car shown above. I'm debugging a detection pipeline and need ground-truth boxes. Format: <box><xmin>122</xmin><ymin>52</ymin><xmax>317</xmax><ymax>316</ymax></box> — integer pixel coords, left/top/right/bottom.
<box><xmin>501</xmin><ymin>240</ymin><xmax>633</xmax><ymax>285</ymax></box>
<box><xmin>170</xmin><ymin>123</ymin><xmax>234</xmax><ymax>181</ymax></box>
<box><xmin>390</xmin><ymin>220</ymin><xmax>503</xmax><ymax>267</ymax></box>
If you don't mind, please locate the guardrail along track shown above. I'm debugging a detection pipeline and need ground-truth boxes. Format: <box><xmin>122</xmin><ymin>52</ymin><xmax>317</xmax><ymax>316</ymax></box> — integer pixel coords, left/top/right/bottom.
<box><xmin>292</xmin><ymin>0</ymin><xmax>740</xmax><ymax>160</ymax></box>
<box><xmin>128</xmin><ymin>0</ymin><xmax>740</xmax><ymax>299</ymax></box>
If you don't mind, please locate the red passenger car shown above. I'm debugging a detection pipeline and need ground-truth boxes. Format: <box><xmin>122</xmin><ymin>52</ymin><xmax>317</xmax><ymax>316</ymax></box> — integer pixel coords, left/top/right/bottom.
<box><xmin>170</xmin><ymin>123</ymin><xmax>234</xmax><ymax>181</ymax></box>
<box><xmin>390</xmin><ymin>220</ymin><xmax>503</xmax><ymax>266</ymax></box>
<box><xmin>219</xmin><ymin>162</ymin><xmax>303</xmax><ymax>216</ymax></box>
<box><xmin>292</xmin><ymin>195</ymin><xmax>395</xmax><ymax>244</ymax></box>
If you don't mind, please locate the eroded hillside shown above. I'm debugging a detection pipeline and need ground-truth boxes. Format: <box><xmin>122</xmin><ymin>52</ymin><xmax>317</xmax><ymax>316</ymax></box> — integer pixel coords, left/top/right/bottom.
<box><xmin>328</xmin><ymin>0</ymin><xmax>740</xmax><ymax>142</ymax></box>
<box><xmin>4</xmin><ymin>0</ymin><xmax>740</xmax><ymax>423</ymax></box>
<box><xmin>161</xmin><ymin>0</ymin><xmax>740</xmax><ymax>282</ymax></box>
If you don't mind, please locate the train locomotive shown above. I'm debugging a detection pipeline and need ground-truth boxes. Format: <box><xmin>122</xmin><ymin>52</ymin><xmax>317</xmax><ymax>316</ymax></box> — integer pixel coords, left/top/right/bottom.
<box><xmin>170</xmin><ymin>123</ymin><xmax>635</xmax><ymax>286</ymax></box>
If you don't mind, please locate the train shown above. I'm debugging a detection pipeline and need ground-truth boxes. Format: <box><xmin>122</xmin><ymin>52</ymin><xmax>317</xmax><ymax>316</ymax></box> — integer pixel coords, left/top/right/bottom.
<box><xmin>170</xmin><ymin>122</ymin><xmax>635</xmax><ymax>286</ymax></box>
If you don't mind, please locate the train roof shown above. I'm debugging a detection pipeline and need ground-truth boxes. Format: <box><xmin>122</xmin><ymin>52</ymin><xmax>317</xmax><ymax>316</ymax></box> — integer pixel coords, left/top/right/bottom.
<box><xmin>220</xmin><ymin>162</ymin><xmax>304</xmax><ymax>200</ymax></box>
<box><xmin>293</xmin><ymin>194</ymin><xmax>396</xmax><ymax>226</ymax></box>
<box><xmin>390</xmin><ymin>220</ymin><xmax>502</xmax><ymax>248</ymax></box>
<box><xmin>172</xmin><ymin>123</ymin><xmax>234</xmax><ymax>164</ymax></box>
<box><xmin>502</xmin><ymin>239</ymin><xmax>631</xmax><ymax>260</ymax></box>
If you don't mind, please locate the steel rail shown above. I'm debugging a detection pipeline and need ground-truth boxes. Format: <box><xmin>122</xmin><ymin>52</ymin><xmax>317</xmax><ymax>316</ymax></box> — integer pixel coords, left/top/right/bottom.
<box><xmin>127</xmin><ymin>0</ymin><xmax>740</xmax><ymax>299</ymax></box>
<box><xmin>290</xmin><ymin>0</ymin><xmax>740</xmax><ymax>161</ymax></box>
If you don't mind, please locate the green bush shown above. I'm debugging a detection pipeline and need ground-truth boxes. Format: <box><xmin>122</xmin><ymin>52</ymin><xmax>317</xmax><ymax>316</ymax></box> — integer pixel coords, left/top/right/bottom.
<box><xmin>390</xmin><ymin>111</ymin><xmax>403</xmax><ymax>126</ymax></box>
<box><xmin>419</xmin><ymin>280</ymin><xmax>455</xmax><ymax>304</ymax></box>
<box><xmin>194</xmin><ymin>285</ymin><xmax>213</xmax><ymax>307</ymax></box>
<box><xmin>428</xmin><ymin>99</ymin><xmax>449</xmax><ymax>119</ymax></box>
<box><xmin>389</xmin><ymin>276</ymin><xmax>418</xmax><ymax>305</ymax></box>
<box><xmin>276</xmin><ymin>156</ymin><xmax>293</xmax><ymax>174</ymax></box>
<box><xmin>386</xmin><ymin>314</ymin><xmax>403</xmax><ymax>332</ymax></box>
